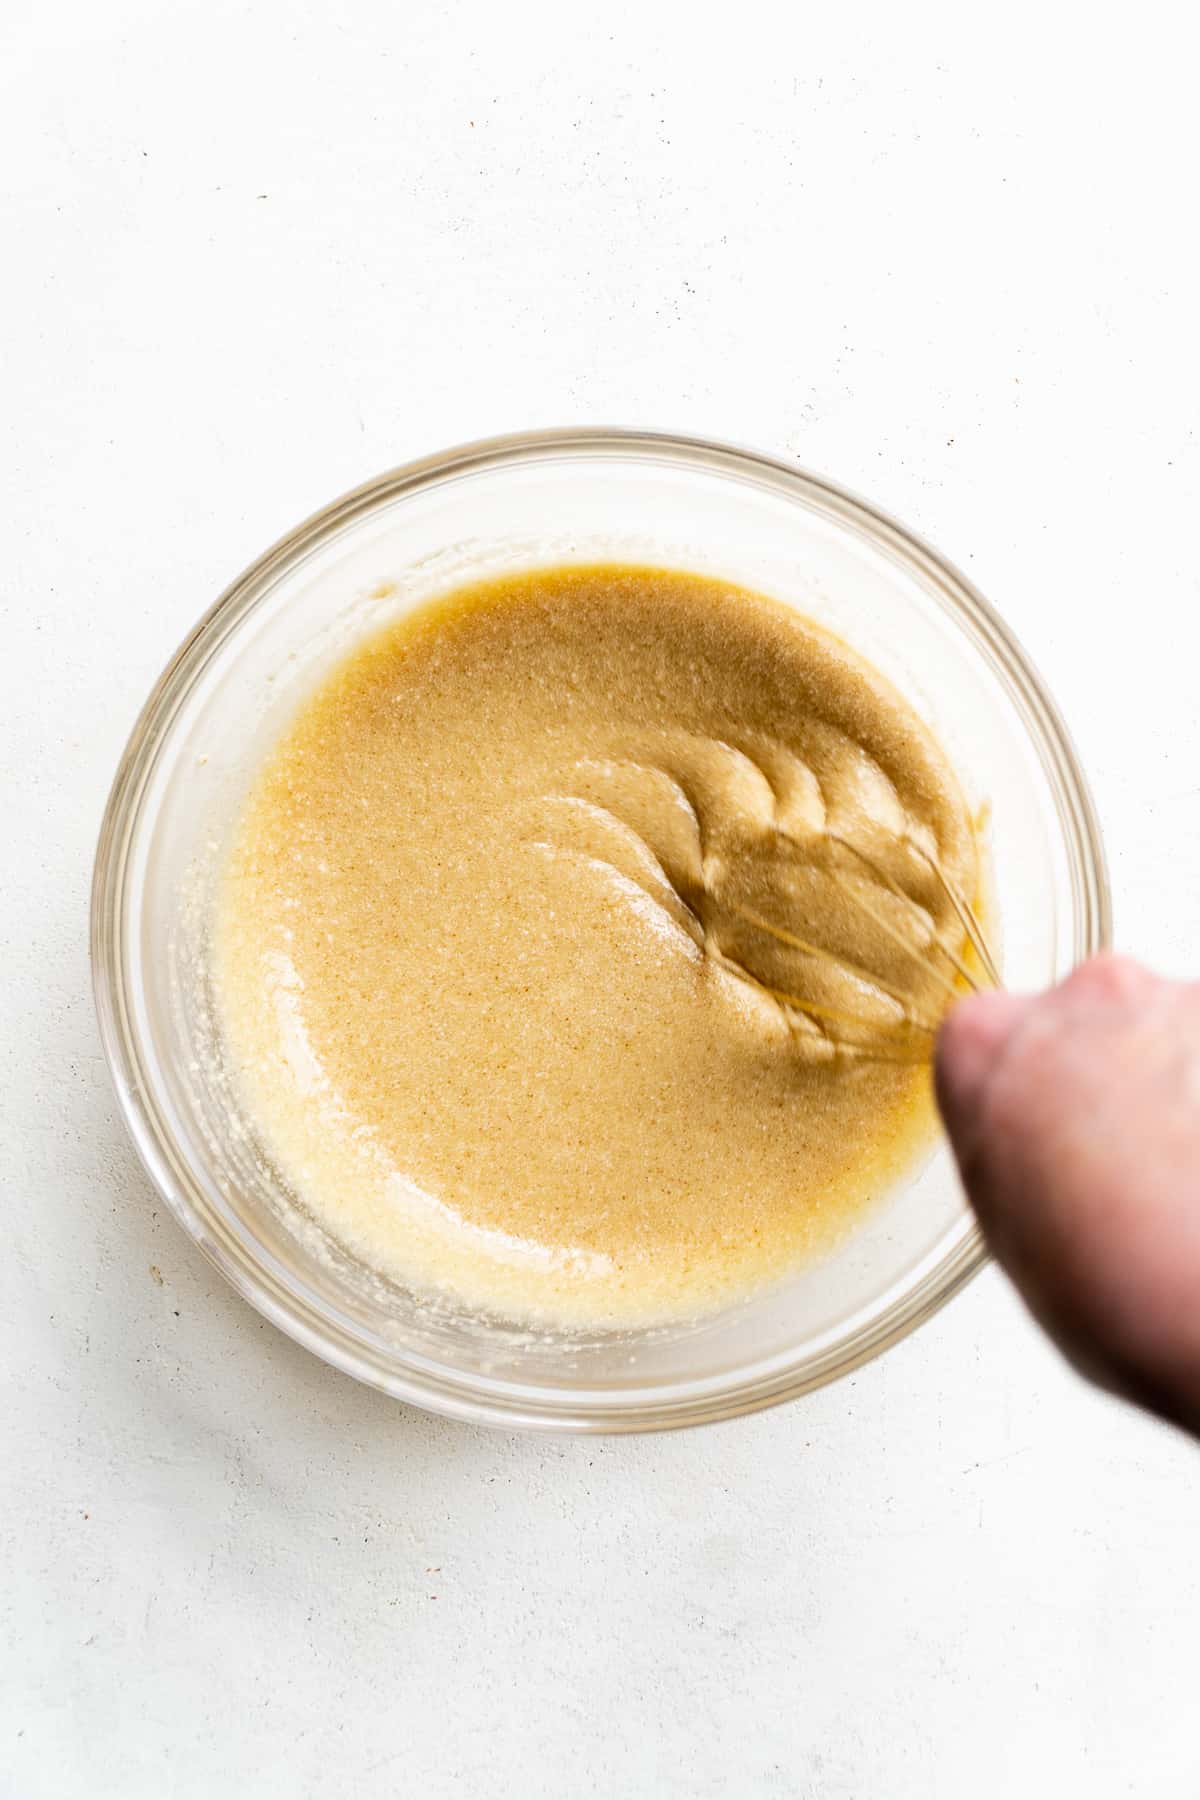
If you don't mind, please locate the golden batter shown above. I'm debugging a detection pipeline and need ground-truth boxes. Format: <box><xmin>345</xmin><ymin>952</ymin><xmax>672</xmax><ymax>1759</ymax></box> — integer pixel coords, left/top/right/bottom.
<box><xmin>216</xmin><ymin>564</ymin><xmax>979</xmax><ymax>1327</ymax></box>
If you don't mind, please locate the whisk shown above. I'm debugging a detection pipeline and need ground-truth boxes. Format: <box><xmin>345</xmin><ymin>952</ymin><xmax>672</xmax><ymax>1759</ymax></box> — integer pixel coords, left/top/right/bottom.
<box><xmin>707</xmin><ymin>828</ymin><xmax>1002</xmax><ymax>1068</ymax></box>
<box><xmin>536</xmin><ymin>754</ymin><xmax>1000</xmax><ymax>1069</ymax></box>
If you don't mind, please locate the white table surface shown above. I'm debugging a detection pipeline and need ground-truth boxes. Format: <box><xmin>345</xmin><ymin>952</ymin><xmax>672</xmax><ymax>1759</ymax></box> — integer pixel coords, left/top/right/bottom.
<box><xmin>4</xmin><ymin>3</ymin><xmax>1199</xmax><ymax>1794</ymax></box>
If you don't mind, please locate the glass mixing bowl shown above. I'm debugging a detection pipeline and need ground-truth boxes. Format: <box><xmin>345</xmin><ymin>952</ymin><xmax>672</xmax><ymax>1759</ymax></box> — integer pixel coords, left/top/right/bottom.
<box><xmin>91</xmin><ymin>429</ymin><xmax>1110</xmax><ymax>1431</ymax></box>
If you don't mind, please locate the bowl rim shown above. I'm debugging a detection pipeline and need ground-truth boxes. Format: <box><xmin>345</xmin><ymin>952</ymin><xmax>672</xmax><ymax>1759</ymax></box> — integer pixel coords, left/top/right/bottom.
<box><xmin>90</xmin><ymin>426</ymin><xmax>1112</xmax><ymax>1432</ymax></box>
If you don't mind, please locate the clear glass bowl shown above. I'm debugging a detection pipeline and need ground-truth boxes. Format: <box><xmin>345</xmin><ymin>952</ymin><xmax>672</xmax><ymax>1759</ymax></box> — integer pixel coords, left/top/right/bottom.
<box><xmin>91</xmin><ymin>429</ymin><xmax>1110</xmax><ymax>1432</ymax></box>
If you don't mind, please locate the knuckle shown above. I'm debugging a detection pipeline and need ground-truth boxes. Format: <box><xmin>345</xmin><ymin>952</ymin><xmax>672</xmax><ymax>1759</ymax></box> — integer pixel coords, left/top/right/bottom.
<box><xmin>1066</xmin><ymin>951</ymin><xmax>1147</xmax><ymax>1006</ymax></box>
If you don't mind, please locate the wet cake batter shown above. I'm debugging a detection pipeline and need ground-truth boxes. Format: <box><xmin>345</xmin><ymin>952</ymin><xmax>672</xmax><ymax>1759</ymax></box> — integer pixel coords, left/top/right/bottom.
<box><xmin>216</xmin><ymin>564</ymin><xmax>979</xmax><ymax>1326</ymax></box>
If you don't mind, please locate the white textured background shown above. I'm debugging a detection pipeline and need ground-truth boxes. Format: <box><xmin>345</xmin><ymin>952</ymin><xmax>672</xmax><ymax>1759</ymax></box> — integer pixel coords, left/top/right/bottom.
<box><xmin>3</xmin><ymin>3</ymin><xmax>1199</xmax><ymax>1795</ymax></box>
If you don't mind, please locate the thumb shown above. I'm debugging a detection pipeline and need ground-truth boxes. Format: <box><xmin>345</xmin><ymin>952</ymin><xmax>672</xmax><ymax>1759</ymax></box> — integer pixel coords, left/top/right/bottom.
<box><xmin>934</xmin><ymin>990</ymin><xmax>1033</xmax><ymax>1159</ymax></box>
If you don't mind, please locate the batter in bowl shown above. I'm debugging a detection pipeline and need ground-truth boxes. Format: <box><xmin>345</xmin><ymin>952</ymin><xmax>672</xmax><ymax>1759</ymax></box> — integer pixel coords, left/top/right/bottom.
<box><xmin>215</xmin><ymin>564</ymin><xmax>981</xmax><ymax>1327</ymax></box>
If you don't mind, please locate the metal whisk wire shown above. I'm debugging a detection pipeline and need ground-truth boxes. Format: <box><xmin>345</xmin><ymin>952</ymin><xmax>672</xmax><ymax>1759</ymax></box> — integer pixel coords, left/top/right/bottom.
<box><xmin>716</xmin><ymin>828</ymin><xmax>1000</xmax><ymax>1066</ymax></box>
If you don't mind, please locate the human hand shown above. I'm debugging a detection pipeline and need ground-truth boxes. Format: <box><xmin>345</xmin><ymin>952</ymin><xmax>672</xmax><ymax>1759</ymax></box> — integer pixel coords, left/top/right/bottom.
<box><xmin>935</xmin><ymin>955</ymin><xmax>1200</xmax><ymax>1435</ymax></box>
